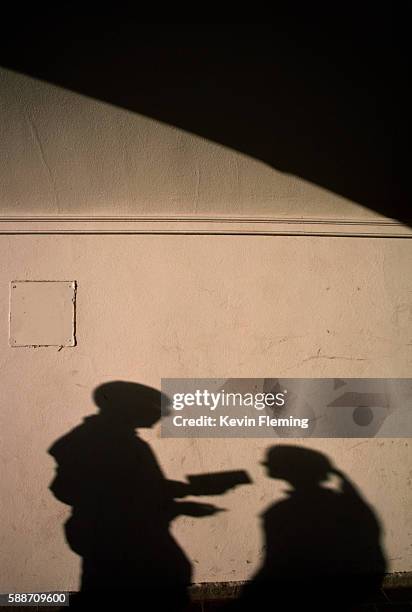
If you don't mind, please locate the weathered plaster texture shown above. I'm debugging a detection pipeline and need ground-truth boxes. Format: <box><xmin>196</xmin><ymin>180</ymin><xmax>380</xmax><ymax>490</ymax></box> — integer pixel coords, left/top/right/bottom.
<box><xmin>0</xmin><ymin>68</ymin><xmax>382</xmax><ymax>220</ymax></box>
<box><xmin>0</xmin><ymin>62</ymin><xmax>410</xmax><ymax>593</ymax></box>
<box><xmin>0</xmin><ymin>235</ymin><xmax>411</xmax><ymax>591</ymax></box>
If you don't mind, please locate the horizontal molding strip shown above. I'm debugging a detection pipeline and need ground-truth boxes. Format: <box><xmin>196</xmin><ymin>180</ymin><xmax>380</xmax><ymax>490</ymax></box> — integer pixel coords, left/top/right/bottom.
<box><xmin>0</xmin><ymin>216</ymin><xmax>411</xmax><ymax>238</ymax></box>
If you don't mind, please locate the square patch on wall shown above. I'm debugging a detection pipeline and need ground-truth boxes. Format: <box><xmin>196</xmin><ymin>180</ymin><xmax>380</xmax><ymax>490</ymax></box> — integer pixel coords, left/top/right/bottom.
<box><xmin>9</xmin><ymin>281</ymin><xmax>76</xmax><ymax>347</ymax></box>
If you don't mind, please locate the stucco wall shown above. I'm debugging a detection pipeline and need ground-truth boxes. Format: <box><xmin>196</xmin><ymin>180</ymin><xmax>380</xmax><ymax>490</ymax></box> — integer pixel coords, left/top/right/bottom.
<box><xmin>0</xmin><ymin>234</ymin><xmax>411</xmax><ymax>592</ymax></box>
<box><xmin>0</xmin><ymin>64</ymin><xmax>411</xmax><ymax>593</ymax></box>
<box><xmin>0</xmin><ymin>68</ymin><xmax>385</xmax><ymax>220</ymax></box>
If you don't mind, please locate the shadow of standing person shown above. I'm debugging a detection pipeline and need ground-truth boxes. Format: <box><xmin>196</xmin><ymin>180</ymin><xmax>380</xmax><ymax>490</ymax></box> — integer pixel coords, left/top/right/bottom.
<box><xmin>48</xmin><ymin>381</ymin><xmax>225</xmax><ymax>610</ymax></box>
<box><xmin>234</xmin><ymin>445</ymin><xmax>387</xmax><ymax>611</ymax></box>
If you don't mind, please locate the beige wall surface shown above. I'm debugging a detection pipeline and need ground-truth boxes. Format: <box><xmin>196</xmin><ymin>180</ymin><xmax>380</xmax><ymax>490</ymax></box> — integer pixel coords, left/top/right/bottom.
<box><xmin>0</xmin><ymin>68</ymin><xmax>388</xmax><ymax>221</ymax></box>
<box><xmin>0</xmin><ymin>234</ymin><xmax>411</xmax><ymax>592</ymax></box>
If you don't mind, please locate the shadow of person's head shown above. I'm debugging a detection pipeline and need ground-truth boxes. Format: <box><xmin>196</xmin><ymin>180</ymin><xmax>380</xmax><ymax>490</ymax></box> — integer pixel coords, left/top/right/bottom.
<box><xmin>93</xmin><ymin>381</ymin><xmax>170</xmax><ymax>429</ymax></box>
<box><xmin>261</xmin><ymin>445</ymin><xmax>332</xmax><ymax>489</ymax></box>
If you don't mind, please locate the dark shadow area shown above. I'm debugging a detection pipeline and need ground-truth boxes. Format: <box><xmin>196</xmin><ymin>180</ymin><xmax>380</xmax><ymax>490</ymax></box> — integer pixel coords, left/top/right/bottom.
<box><xmin>48</xmin><ymin>381</ymin><xmax>249</xmax><ymax>610</ymax></box>
<box><xmin>0</xmin><ymin>17</ymin><xmax>409</xmax><ymax>224</ymax></box>
<box><xmin>231</xmin><ymin>445</ymin><xmax>388</xmax><ymax>611</ymax></box>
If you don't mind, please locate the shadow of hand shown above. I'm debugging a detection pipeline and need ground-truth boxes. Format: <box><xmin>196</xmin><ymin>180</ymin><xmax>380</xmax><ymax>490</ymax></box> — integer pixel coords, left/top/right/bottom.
<box><xmin>173</xmin><ymin>501</ymin><xmax>226</xmax><ymax>518</ymax></box>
